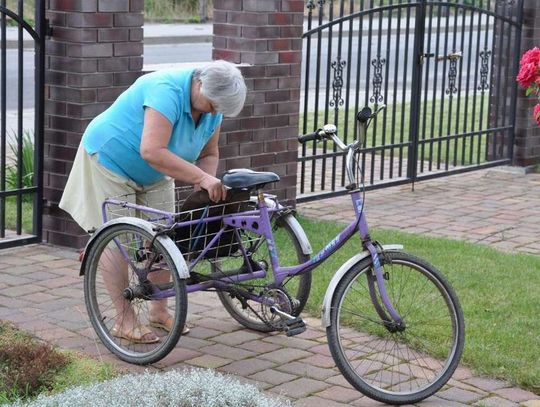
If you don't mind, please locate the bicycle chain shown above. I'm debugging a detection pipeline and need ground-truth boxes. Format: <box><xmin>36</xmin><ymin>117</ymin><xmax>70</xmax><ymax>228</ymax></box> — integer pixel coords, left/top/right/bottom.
<box><xmin>231</xmin><ymin>286</ymin><xmax>294</xmax><ymax>331</ymax></box>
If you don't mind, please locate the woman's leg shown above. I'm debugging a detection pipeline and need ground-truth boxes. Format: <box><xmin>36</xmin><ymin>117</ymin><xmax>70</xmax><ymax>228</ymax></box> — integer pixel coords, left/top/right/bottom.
<box><xmin>100</xmin><ymin>244</ymin><xmax>159</xmax><ymax>342</ymax></box>
<box><xmin>139</xmin><ymin>179</ymin><xmax>177</xmax><ymax>326</ymax></box>
<box><xmin>67</xmin><ymin>149</ymin><xmax>157</xmax><ymax>340</ymax></box>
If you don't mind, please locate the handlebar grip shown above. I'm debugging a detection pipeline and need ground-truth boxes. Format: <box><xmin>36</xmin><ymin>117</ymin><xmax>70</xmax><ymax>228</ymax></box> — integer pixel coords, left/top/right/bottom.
<box><xmin>357</xmin><ymin>107</ymin><xmax>372</xmax><ymax>124</ymax></box>
<box><xmin>298</xmin><ymin>131</ymin><xmax>321</xmax><ymax>143</ymax></box>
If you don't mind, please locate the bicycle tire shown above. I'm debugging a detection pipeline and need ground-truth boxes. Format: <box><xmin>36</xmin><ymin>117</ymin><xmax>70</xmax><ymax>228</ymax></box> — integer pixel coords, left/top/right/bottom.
<box><xmin>216</xmin><ymin>213</ymin><xmax>311</xmax><ymax>332</ymax></box>
<box><xmin>327</xmin><ymin>251</ymin><xmax>464</xmax><ymax>405</ymax></box>
<box><xmin>83</xmin><ymin>223</ymin><xmax>188</xmax><ymax>365</ymax></box>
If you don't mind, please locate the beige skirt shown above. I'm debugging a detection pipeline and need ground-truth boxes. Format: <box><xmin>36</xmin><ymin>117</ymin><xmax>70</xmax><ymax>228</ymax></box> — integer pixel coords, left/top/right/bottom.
<box><xmin>59</xmin><ymin>145</ymin><xmax>175</xmax><ymax>233</ymax></box>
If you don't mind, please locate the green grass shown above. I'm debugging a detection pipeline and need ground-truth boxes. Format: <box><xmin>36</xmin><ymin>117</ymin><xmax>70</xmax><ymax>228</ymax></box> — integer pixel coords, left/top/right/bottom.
<box><xmin>301</xmin><ymin>95</ymin><xmax>491</xmax><ymax>167</ymax></box>
<box><xmin>286</xmin><ymin>216</ymin><xmax>540</xmax><ymax>393</ymax></box>
<box><xmin>2</xmin><ymin>196</ymin><xmax>34</xmax><ymax>234</ymax></box>
<box><xmin>47</xmin><ymin>354</ymin><xmax>117</xmax><ymax>395</ymax></box>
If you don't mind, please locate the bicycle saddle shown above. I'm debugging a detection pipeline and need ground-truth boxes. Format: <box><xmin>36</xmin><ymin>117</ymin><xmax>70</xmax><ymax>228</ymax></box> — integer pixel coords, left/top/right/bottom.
<box><xmin>222</xmin><ymin>168</ymin><xmax>280</xmax><ymax>190</ymax></box>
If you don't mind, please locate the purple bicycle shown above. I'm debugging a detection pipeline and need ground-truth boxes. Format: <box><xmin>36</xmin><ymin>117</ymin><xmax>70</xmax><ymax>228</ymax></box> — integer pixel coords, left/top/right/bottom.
<box><xmin>81</xmin><ymin>106</ymin><xmax>464</xmax><ymax>405</ymax></box>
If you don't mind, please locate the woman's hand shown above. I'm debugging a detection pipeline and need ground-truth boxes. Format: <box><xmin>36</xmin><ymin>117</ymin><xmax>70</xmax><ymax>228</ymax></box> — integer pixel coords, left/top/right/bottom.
<box><xmin>199</xmin><ymin>173</ymin><xmax>227</xmax><ymax>202</ymax></box>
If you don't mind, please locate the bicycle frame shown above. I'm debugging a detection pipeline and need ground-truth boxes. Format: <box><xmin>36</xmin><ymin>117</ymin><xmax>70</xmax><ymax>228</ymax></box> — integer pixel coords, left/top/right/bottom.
<box><xmin>215</xmin><ymin>188</ymin><xmax>404</xmax><ymax>325</ymax></box>
<box><xmin>98</xmin><ymin>107</ymin><xmax>404</xmax><ymax>325</ymax></box>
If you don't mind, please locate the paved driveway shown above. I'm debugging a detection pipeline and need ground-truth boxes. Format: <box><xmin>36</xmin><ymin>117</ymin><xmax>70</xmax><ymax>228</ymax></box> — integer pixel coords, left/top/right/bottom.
<box><xmin>0</xmin><ymin>167</ymin><xmax>539</xmax><ymax>406</ymax></box>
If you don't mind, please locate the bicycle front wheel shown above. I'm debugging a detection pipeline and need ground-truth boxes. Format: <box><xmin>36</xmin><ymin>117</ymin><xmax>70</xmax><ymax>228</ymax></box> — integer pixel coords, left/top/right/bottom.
<box><xmin>83</xmin><ymin>223</ymin><xmax>187</xmax><ymax>365</ymax></box>
<box><xmin>327</xmin><ymin>251</ymin><xmax>464</xmax><ymax>405</ymax></box>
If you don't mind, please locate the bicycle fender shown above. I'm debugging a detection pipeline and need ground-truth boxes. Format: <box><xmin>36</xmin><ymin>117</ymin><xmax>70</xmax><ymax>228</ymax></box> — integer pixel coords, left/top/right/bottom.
<box><xmin>79</xmin><ymin>217</ymin><xmax>189</xmax><ymax>280</ymax></box>
<box><xmin>262</xmin><ymin>197</ymin><xmax>312</xmax><ymax>256</ymax></box>
<box><xmin>279</xmin><ymin>213</ymin><xmax>313</xmax><ymax>256</ymax></box>
<box><xmin>320</xmin><ymin>244</ymin><xmax>403</xmax><ymax>327</ymax></box>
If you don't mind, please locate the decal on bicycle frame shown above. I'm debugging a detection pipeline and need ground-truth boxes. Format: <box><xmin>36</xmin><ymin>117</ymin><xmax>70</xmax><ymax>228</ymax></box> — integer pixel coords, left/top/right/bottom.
<box><xmin>267</xmin><ymin>238</ymin><xmax>277</xmax><ymax>259</ymax></box>
<box><xmin>355</xmin><ymin>199</ymin><xmax>364</xmax><ymax>215</ymax></box>
<box><xmin>312</xmin><ymin>235</ymin><xmax>341</xmax><ymax>263</ymax></box>
<box><xmin>372</xmin><ymin>255</ymin><xmax>381</xmax><ymax>269</ymax></box>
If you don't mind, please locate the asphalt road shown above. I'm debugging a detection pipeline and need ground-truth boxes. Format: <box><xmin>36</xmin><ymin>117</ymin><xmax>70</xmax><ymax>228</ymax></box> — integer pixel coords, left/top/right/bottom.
<box><xmin>3</xmin><ymin>28</ymin><xmax>493</xmax><ymax>111</ymax></box>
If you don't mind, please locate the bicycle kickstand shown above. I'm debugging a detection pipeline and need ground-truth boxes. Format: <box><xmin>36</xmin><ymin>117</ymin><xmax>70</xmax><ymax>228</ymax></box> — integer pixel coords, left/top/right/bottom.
<box><xmin>270</xmin><ymin>306</ymin><xmax>307</xmax><ymax>337</ymax></box>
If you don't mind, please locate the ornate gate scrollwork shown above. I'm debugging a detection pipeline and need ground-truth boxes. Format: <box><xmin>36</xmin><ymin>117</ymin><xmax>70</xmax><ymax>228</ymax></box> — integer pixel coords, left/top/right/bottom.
<box><xmin>478</xmin><ymin>49</ymin><xmax>492</xmax><ymax>92</ymax></box>
<box><xmin>439</xmin><ymin>51</ymin><xmax>462</xmax><ymax>97</ymax></box>
<box><xmin>370</xmin><ymin>55</ymin><xmax>385</xmax><ymax>104</ymax></box>
<box><xmin>330</xmin><ymin>58</ymin><xmax>346</xmax><ymax>108</ymax></box>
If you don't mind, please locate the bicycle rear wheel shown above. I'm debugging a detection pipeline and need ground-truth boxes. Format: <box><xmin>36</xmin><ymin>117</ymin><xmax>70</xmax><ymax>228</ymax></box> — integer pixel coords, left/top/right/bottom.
<box><xmin>215</xmin><ymin>213</ymin><xmax>311</xmax><ymax>332</ymax></box>
<box><xmin>83</xmin><ymin>223</ymin><xmax>187</xmax><ymax>365</ymax></box>
<box><xmin>327</xmin><ymin>251</ymin><xmax>464</xmax><ymax>405</ymax></box>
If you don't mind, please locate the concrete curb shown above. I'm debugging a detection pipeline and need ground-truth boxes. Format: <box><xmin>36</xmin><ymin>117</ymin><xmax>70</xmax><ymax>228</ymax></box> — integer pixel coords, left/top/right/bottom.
<box><xmin>144</xmin><ymin>35</ymin><xmax>212</xmax><ymax>45</ymax></box>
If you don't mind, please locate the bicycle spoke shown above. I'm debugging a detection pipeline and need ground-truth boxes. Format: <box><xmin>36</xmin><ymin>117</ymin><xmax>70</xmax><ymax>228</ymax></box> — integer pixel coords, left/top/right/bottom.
<box><xmin>327</xmin><ymin>252</ymin><xmax>464</xmax><ymax>404</ymax></box>
<box><xmin>216</xmin><ymin>210</ymin><xmax>311</xmax><ymax>332</ymax></box>
<box><xmin>84</xmin><ymin>224</ymin><xmax>187</xmax><ymax>365</ymax></box>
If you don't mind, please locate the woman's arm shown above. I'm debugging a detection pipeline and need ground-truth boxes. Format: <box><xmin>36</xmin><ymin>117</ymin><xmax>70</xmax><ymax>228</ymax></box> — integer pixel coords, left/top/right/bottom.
<box><xmin>196</xmin><ymin>125</ymin><xmax>221</xmax><ymax>177</ymax></box>
<box><xmin>140</xmin><ymin>108</ymin><xmax>226</xmax><ymax>202</ymax></box>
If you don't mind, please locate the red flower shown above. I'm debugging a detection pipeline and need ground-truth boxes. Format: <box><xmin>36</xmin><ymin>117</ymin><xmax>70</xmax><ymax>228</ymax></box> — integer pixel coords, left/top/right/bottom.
<box><xmin>520</xmin><ymin>47</ymin><xmax>540</xmax><ymax>66</ymax></box>
<box><xmin>534</xmin><ymin>104</ymin><xmax>540</xmax><ymax>126</ymax></box>
<box><xmin>516</xmin><ymin>62</ymin><xmax>538</xmax><ymax>88</ymax></box>
<box><xmin>517</xmin><ymin>48</ymin><xmax>540</xmax><ymax>126</ymax></box>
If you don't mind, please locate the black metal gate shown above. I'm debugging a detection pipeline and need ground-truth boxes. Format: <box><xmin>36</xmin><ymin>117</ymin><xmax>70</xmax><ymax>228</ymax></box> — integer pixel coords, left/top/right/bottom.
<box><xmin>0</xmin><ymin>1</ymin><xmax>46</xmax><ymax>249</ymax></box>
<box><xmin>298</xmin><ymin>0</ymin><xmax>523</xmax><ymax>202</ymax></box>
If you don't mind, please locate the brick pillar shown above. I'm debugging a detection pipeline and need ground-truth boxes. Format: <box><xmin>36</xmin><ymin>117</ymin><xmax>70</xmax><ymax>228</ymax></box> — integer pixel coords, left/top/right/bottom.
<box><xmin>213</xmin><ymin>0</ymin><xmax>304</xmax><ymax>204</ymax></box>
<box><xmin>44</xmin><ymin>0</ymin><xmax>144</xmax><ymax>248</ymax></box>
<box><xmin>514</xmin><ymin>0</ymin><xmax>540</xmax><ymax>167</ymax></box>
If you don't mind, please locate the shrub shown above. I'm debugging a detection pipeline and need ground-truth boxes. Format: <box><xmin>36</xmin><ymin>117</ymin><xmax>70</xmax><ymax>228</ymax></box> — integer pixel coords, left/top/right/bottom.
<box><xmin>12</xmin><ymin>368</ymin><xmax>291</xmax><ymax>407</ymax></box>
<box><xmin>5</xmin><ymin>130</ymin><xmax>35</xmax><ymax>191</ymax></box>
<box><xmin>173</xmin><ymin>0</ymin><xmax>199</xmax><ymax>12</ymax></box>
<box><xmin>144</xmin><ymin>0</ymin><xmax>211</xmax><ymax>22</ymax></box>
<box><xmin>0</xmin><ymin>330</ymin><xmax>68</xmax><ymax>401</ymax></box>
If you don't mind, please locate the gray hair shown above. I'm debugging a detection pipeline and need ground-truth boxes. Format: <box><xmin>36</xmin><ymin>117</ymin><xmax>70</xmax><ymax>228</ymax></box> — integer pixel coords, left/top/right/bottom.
<box><xmin>194</xmin><ymin>60</ymin><xmax>247</xmax><ymax>117</ymax></box>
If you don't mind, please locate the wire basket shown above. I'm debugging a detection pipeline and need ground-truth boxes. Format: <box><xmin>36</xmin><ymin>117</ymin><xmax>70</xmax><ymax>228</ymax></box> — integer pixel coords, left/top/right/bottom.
<box><xmin>103</xmin><ymin>186</ymin><xmax>260</xmax><ymax>261</ymax></box>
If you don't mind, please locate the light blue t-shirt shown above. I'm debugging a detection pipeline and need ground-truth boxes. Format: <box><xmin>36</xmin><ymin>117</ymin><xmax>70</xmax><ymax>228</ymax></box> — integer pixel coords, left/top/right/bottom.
<box><xmin>82</xmin><ymin>69</ymin><xmax>223</xmax><ymax>186</ymax></box>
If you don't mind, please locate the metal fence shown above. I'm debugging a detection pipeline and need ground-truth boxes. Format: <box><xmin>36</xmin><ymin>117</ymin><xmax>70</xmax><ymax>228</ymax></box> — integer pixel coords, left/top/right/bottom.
<box><xmin>0</xmin><ymin>0</ymin><xmax>46</xmax><ymax>249</ymax></box>
<box><xmin>298</xmin><ymin>0</ymin><xmax>523</xmax><ymax>202</ymax></box>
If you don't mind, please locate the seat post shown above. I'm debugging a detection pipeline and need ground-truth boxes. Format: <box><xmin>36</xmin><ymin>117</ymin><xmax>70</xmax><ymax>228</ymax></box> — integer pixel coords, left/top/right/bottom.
<box><xmin>257</xmin><ymin>188</ymin><xmax>265</xmax><ymax>204</ymax></box>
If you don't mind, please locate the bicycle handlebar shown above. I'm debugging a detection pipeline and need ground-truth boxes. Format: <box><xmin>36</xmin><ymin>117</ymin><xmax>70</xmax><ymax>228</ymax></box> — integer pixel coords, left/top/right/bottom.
<box><xmin>297</xmin><ymin>105</ymin><xmax>386</xmax><ymax>188</ymax></box>
<box><xmin>298</xmin><ymin>130</ymin><xmax>322</xmax><ymax>143</ymax></box>
<box><xmin>356</xmin><ymin>107</ymin><xmax>373</xmax><ymax>124</ymax></box>
<box><xmin>297</xmin><ymin>124</ymin><xmax>338</xmax><ymax>144</ymax></box>
<box><xmin>298</xmin><ymin>105</ymin><xmax>386</xmax><ymax>146</ymax></box>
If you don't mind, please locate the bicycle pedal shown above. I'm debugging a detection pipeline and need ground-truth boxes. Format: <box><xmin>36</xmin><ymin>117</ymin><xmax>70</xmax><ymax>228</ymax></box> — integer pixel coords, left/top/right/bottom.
<box><xmin>284</xmin><ymin>316</ymin><xmax>304</xmax><ymax>327</ymax></box>
<box><xmin>284</xmin><ymin>317</ymin><xmax>306</xmax><ymax>337</ymax></box>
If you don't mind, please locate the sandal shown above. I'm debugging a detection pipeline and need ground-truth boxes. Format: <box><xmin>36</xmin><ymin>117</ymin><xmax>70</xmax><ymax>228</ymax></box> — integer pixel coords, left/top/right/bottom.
<box><xmin>111</xmin><ymin>325</ymin><xmax>159</xmax><ymax>344</ymax></box>
<box><xmin>149</xmin><ymin>316</ymin><xmax>190</xmax><ymax>335</ymax></box>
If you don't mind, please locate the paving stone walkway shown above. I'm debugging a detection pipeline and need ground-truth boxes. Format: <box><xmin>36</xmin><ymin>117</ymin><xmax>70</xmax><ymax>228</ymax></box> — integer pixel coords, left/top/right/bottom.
<box><xmin>299</xmin><ymin>167</ymin><xmax>540</xmax><ymax>255</ymax></box>
<box><xmin>0</xmin><ymin>166</ymin><xmax>539</xmax><ymax>406</ymax></box>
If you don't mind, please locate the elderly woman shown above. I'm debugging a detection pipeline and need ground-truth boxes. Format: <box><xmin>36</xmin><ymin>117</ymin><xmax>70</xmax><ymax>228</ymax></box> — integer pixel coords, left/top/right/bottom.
<box><xmin>60</xmin><ymin>60</ymin><xmax>247</xmax><ymax>343</ymax></box>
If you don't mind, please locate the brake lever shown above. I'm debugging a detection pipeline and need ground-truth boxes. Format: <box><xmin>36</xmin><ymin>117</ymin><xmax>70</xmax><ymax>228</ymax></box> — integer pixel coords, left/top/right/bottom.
<box><xmin>365</xmin><ymin>104</ymin><xmax>386</xmax><ymax>129</ymax></box>
<box><xmin>373</xmin><ymin>104</ymin><xmax>386</xmax><ymax>116</ymax></box>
